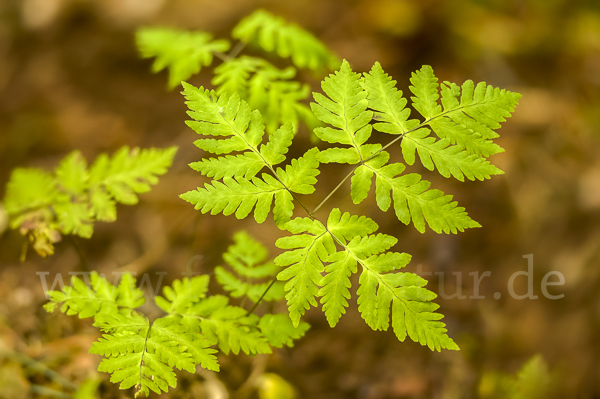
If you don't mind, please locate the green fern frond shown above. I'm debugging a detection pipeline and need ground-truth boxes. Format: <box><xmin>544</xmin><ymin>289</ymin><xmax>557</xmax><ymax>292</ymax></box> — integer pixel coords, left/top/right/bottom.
<box><xmin>180</xmin><ymin>174</ymin><xmax>286</xmax><ymax>224</ymax></box>
<box><xmin>90</xmin><ymin>313</ymin><xmax>218</xmax><ymax>397</ymax></box>
<box><xmin>311</xmin><ymin>61</ymin><xmax>510</xmax><ymax>232</ymax></box>
<box><xmin>89</xmin><ymin>146</ymin><xmax>177</xmax><ymax>207</ymax></box>
<box><xmin>45</xmin><ymin>269</ymin><xmax>309</xmax><ymax>397</ymax></box>
<box><xmin>154</xmin><ymin>276</ymin><xmax>295</xmax><ymax>356</ymax></box>
<box><xmin>327</xmin><ymin>209</ymin><xmax>457</xmax><ymax>350</ymax></box>
<box><xmin>44</xmin><ymin>271</ymin><xmax>144</xmax><ymax>319</ymax></box>
<box><xmin>3</xmin><ymin>146</ymin><xmax>176</xmax><ymax>257</ymax></box>
<box><xmin>357</xmin><ymin>263</ymin><xmax>458</xmax><ymax>351</ymax></box>
<box><xmin>275</xmin><ymin>208</ymin><xmax>458</xmax><ymax>350</ymax></box>
<box><xmin>213</xmin><ymin>56</ymin><xmax>318</xmax><ymax>133</ymax></box>
<box><xmin>181</xmin><ymin>84</ymin><xmax>320</xmax><ymax>227</ymax></box>
<box><xmin>136</xmin><ymin>27</ymin><xmax>230</xmax><ymax>89</ymax></box>
<box><xmin>198</xmin><ymin>305</ymin><xmax>272</xmax><ymax>355</ymax></box>
<box><xmin>215</xmin><ymin>231</ymin><xmax>285</xmax><ymax>302</ymax></box>
<box><xmin>363</xmin><ymin>62</ymin><xmax>505</xmax><ymax>181</ymax></box>
<box><xmin>277</xmin><ymin>147</ymin><xmax>320</xmax><ymax>195</ymax></box>
<box><xmin>232</xmin><ymin>10</ymin><xmax>340</xmax><ymax>71</ymax></box>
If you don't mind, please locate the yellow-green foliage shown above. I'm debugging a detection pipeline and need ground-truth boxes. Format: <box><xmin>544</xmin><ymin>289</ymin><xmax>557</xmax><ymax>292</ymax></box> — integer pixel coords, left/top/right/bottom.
<box><xmin>3</xmin><ymin>146</ymin><xmax>177</xmax><ymax>257</ymax></box>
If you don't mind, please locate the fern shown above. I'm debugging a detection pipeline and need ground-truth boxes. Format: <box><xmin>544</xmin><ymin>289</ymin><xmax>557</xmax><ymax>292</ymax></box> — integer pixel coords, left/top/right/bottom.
<box><xmin>231</xmin><ymin>10</ymin><xmax>340</xmax><ymax>71</ymax></box>
<box><xmin>478</xmin><ymin>355</ymin><xmax>552</xmax><ymax>399</ymax></box>
<box><xmin>136</xmin><ymin>27</ymin><xmax>230</xmax><ymax>89</ymax></box>
<box><xmin>44</xmin><ymin>244</ymin><xmax>310</xmax><ymax>397</ymax></box>
<box><xmin>180</xmin><ymin>55</ymin><xmax>519</xmax><ymax>351</ymax></box>
<box><xmin>3</xmin><ymin>146</ymin><xmax>177</xmax><ymax>257</ymax></box>
<box><xmin>213</xmin><ymin>56</ymin><xmax>319</xmax><ymax>133</ymax></box>
<box><xmin>215</xmin><ymin>230</ymin><xmax>285</xmax><ymax>302</ymax></box>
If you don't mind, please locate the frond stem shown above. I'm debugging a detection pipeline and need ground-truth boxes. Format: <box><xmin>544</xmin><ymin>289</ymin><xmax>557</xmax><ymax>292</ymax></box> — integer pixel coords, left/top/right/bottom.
<box><xmin>246</xmin><ymin>277</ymin><xmax>277</xmax><ymax>316</ymax></box>
<box><xmin>311</xmin><ymin>168</ymin><xmax>354</xmax><ymax>216</ymax></box>
<box><xmin>228</xmin><ymin>41</ymin><xmax>247</xmax><ymax>60</ymax></box>
<box><xmin>139</xmin><ymin>321</ymin><xmax>152</xmax><ymax>387</ymax></box>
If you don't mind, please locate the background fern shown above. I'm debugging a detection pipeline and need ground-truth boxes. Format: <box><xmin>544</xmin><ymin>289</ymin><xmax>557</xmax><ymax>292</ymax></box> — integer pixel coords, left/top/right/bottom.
<box><xmin>3</xmin><ymin>146</ymin><xmax>177</xmax><ymax>258</ymax></box>
<box><xmin>215</xmin><ymin>230</ymin><xmax>285</xmax><ymax>302</ymax></box>
<box><xmin>45</xmin><ymin>236</ymin><xmax>309</xmax><ymax>397</ymax></box>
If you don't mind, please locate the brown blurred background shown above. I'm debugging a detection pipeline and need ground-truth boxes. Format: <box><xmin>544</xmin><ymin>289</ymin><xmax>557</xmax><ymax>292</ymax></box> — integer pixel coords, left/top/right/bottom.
<box><xmin>1</xmin><ymin>0</ymin><xmax>600</xmax><ymax>398</ymax></box>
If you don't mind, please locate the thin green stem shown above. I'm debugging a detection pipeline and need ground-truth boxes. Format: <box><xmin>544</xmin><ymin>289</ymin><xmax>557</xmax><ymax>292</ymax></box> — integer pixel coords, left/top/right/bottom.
<box><xmin>213</xmin><ymin>40</ymin><xmax>246</xmax><ymax>63</ymax></box>
<box><xmin>246</xmin><ymin>277</ymin><xmax>277</xmax><ymax>316</ymax></box>
<box><xmin>311</xmin><ymin>168</ymin><xmax>354</xmax><ymax>216</ymax></box>
<box><xmin>228</xmin><ymin>41</ymin><xmax>247</xmax><ymax>60</ymax></box>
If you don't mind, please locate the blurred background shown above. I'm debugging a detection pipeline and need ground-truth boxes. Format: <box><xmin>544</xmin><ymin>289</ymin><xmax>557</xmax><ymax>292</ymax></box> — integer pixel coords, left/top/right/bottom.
<box><xmin>1</xmin><ymin>0</ymin><xmax>599</xmax><ymax>398</ymax></box>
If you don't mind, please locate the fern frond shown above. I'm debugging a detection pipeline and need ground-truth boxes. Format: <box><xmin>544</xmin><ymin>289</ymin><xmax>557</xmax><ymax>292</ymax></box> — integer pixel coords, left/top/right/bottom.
<box><xmin>325</xmin><ymin>207</ymin><xmax>378</xmax><ymax>244</ymax></box>
<box><xmin>180</xmin><ymin>174</ymin><xmax>286</xmax><ymax>224</ymax></box>
<box><xmin>318</xmin><ymin>250</ymin><xmax>355</xmax><ymax>326</ymax></box>
<box><xmin>400</xmin><ymin>128</ymin><xmax>503</xmax><ymax>181</ymax></box>
<box><xmin>181</xmin><ymin>84</ymin><xmax>266</xmax><ymax>164</ymax></box>
<box><xmin>319</xmin><ymin>210</ymin><xmax>394</xmax><ymax>327</ymax></box>
<box><xmin>150</xmin><ymin>318</ymin><xmax>219</xmax><ymax>372</ymax></box>
<box><xmin>214</xmin><ymin>56</ymin><xmax>317</xmax><ymax>133</ymax></box>
<box><xmin>232</xmin><ymin>10</ymin><xmax>340</xmax><ymax>71</ymax></box>
<box><xmin>277</xmin><ymin>147</ymin><xmax>320</xmax><ymax>195</ymax></box>
<box><xmin>3</xmin><ymin>146</ymin><xmax>176</xmax><ymax>257</ymax></box>
<box><xmin>327</xmin><ymin>209</ymin><xmax>457</xmax><ymax>350</ymax></box>
<box><xmin>357</xmin><ymin>261</ymin><xmax>459</xmax><ymax>351</ymax></box>
<box><xmin>212</xmin><ymin>55</ymin><xmax>260</xmax><ymax>98</ymax></box>
<box><xmin>181</xmin><ymin>85</ymin><xmax>320</xmax><ymax>227</ymax></box>
<box><xmin>91</xmin><ymin>313</ymin><xmax>218</xmax><ymax>397</ymax></box>
<box><xmin>136</xmin><ymin>27</ymin><xmax>230</xmax><ymax>89</ymax></box>
<box><xmin>44</xmin><ymin>272</ymin><xmax>145</xmax><ymax>319</ymax></box>
<box><xmin>215</xmin><ymin>231</ymin><xmax>285</xmax><ymax>302</ymax></box>
<box><xmin>360</xmin><ymin>62</ymin><xmax>419</xmax><ymax>135</ymax></box>
<box><xmin>274</xmin><ymin>208</ymin><xmax>458</xmax><ymax>350</ymax></box>
<box><xmin>154</xmin><ymin>276</ymin><xmax>274</xmax><ymax>356</ymax></box>
<box><xmin>259</xmin><ymin>122</ymin><xmax>295</xmax><ymax>167</ymax></box>
<box><xmin>4</xmin><ymin>169</ymin><xmax>57</xmax><ymax>218</ymax></box>
<box><xmin>89</xmin><ymin>146</ymin><xmax>177</xmax><ymax>207</ymax></box>
<box><xmin>198</xmin><ymin>306</ymin><xmax>272</xmax><ymax>355</ymax></box>
<box><xmin>55</xmin><ymin>151</ymin><xmax>89</xmax><ymax>195</ymax></box>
